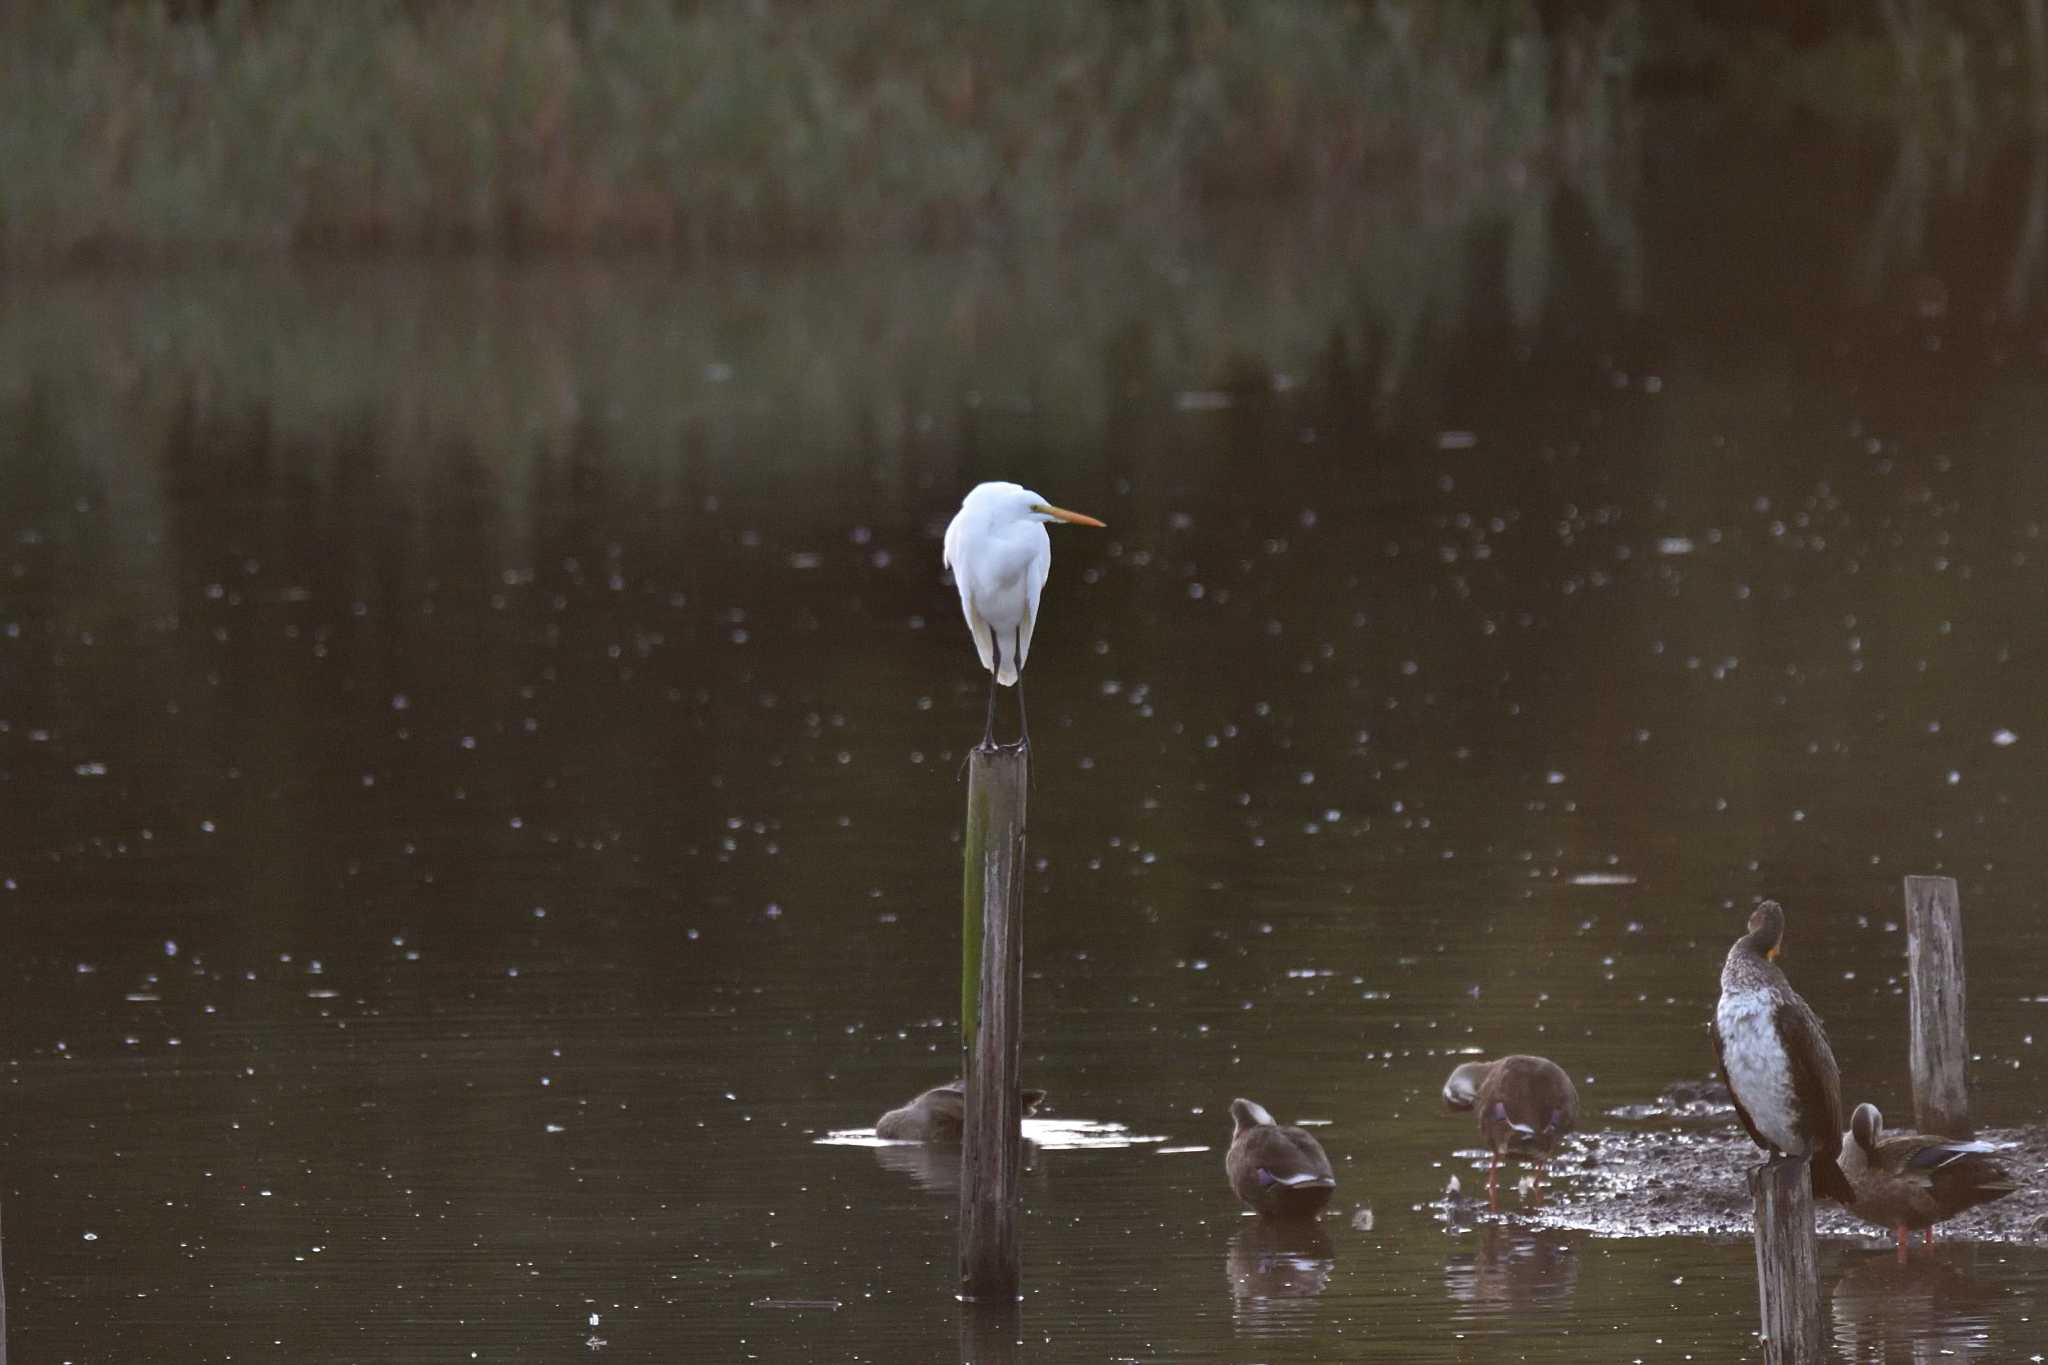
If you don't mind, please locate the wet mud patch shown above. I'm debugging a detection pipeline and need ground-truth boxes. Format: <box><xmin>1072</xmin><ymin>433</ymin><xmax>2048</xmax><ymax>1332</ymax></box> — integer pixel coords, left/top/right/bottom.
<box><xmin>1495</xmin><ymin>1118</ymin><xmax>2048</xmax><ymax>1246</ymax></box>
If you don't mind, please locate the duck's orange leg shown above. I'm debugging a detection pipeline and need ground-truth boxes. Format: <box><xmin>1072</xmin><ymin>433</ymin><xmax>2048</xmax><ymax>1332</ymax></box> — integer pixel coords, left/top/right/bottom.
<box><xmin>1486</xmin><ymin>1153</ymin><xmax>1500</xmax><ymax>1209</ymax></box>
<box><xmin>1923</xmin><ymin>1226</ymin><xmax>1935</xmax><ymax>1247</ymax></box>
<box><xmin>1894</xmin><ymin>1226</ymin><xmax>1909</xmax><ymax>1262</ymax></box>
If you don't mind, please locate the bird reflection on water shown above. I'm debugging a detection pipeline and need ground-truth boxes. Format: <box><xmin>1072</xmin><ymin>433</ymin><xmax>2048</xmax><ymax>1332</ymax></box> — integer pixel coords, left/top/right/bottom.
<box><xmin>1443</xmin><ymin>1224</ymin><xmax>1581</xmax><ymax>1320</ymax></box>
<box><xmin>1828</xmin><ymin>1249</ymin><xmax>2005</xmax><ymax>1363</ymax></box>
<box><xmin>1226</xmin><ymin>1219</ymin><xmax>1337</xmax><ymax>1336</ymax></box>
<box><xmin>868</xmin><ymin>1135</ymin><xmax>1049</xmax><ymax>1194</ymax></box>
<box><xmin>870</xmin><ymin>1140</ymin><xmax>966</xmax><ymax>1193</ymax></box>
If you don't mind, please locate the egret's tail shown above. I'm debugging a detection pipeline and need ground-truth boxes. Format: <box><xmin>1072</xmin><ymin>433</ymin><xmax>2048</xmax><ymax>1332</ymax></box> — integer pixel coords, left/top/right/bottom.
<box><xmin>967</xmin><ymin>606</ymin><xmax>1023</xmax><ymax>685</ymax></box>
<box><xmin>967</xmin><ymin>616</ymin><xmax>997</xmax><ymax>676</ymax></box>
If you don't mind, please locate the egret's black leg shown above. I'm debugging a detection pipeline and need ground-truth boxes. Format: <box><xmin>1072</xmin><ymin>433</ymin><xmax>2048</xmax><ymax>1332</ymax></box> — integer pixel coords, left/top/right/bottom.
<box><xmin>1013</xmin><ymin>626</ymin><xmax>1029</xmax><ymax>749</ymax></box>
<box><xmin>982</xmin><ymin>633</ymin><xmax>1002</xmax><ymax>751</ymax></box>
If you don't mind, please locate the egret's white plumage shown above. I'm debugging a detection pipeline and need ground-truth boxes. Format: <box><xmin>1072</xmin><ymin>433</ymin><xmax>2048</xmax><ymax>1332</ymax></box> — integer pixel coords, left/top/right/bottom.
<box><xmin>942</xmin><ymin>481</ymin><xmax>1104</xmax><ymax>746</ymax></box>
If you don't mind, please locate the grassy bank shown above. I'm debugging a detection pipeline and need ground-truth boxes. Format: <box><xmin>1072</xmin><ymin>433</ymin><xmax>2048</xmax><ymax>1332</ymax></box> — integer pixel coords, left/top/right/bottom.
<box><xmin>1</xmin><ymin>0</ymin><xmax>1646</xmax><ymax>261</ymax></box>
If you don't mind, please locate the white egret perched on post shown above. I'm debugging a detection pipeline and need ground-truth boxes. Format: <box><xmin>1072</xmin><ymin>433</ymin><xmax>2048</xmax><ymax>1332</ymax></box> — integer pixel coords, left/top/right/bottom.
<box><xmin>943</xmin><ymin>481</ymin><xmax>1105</xmax><ymax>750</ymax></box>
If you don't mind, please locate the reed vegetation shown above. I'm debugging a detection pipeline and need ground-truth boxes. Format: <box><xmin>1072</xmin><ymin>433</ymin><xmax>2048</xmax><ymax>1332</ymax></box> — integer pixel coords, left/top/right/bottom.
<box><xmin>1</xmin><ymin>0</ymin><xmax>1645</xmax><ymax>261</ymax></box>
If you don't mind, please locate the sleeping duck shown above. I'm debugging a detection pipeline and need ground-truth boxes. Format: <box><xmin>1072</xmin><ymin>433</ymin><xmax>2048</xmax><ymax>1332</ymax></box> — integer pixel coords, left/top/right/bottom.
<box><xmin>1840</xmin><ymin>1101</ymin><xmax>2018</xmax><ymax>1257</ymax></box>
<box><xmin>874</xmin><ymin>1081</ymin><xmax>1045</xmax><ymax>1142</ymax></box>
<box><xmin>1226</xmin><ymin>1098</ymin><xmax>1337</xmax><ymax>1219</ymax></box>
<box><xmin>1442</xmin><ymin>1055</ymin><xmax>1579</xmax><ymax>1204</ymax></box>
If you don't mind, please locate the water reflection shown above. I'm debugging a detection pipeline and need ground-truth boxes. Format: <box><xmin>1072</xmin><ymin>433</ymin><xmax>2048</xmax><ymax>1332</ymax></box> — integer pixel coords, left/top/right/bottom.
<box><xmin>9</xmin><ymin>110</ymin><xmax>2048</xmax><ymax>1361</ymax></box>
<box><xmin>1859</xmin><ymin>114</ymin><xmax>2048</xmax><ymax>323</ymax></box>
<box><xmin>958</xmin><ymin>1302</ymin><xmax>1023</xmax><ymax>1365</ymax></box>
<box><xmin>872</xmin><ymin>1140</ymin><xmax>967</xmax><ymax>1194</ymax></box>
<box><xmin>1829</xmin><ymin>1251</ymin><xmax>2005</xmax><ymax>1363</ymax></box>
<box><xmin>2007</xmin><ymin>137</ymin><xmax>2048</xmax><ymax>313</ymax></box>
<box><xmin>820</xmin><ymin>1116</ymin><xmax>1166</xmax><ymax>1194</ymax></box>
<box><xmin>1444</xmin><ymin>1224</ymin><xmax>1582</xmax><ymax>1320</ymax></box>
<box><xmin>818</xmin><ymin>1117</ymin><xmax>1164</xmax><ymax>1152</ymax></box>
<box><xmin>1225</xmin><ymin>1218</ymin><xmax>1336</xmax><ymax>1335</ymax></box>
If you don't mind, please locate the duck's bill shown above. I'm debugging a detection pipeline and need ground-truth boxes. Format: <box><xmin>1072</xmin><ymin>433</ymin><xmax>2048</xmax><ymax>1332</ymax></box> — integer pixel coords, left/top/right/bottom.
<box><xmin>1034</xmin><ymin>503</ymin><xmax>1106</xmax><ymax>527</ymax></box>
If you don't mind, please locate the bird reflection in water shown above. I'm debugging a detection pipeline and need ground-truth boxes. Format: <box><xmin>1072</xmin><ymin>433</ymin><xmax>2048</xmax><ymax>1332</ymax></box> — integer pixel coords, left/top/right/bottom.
<box><xmin>1226</xmin><ymin>1219</ymin><xmax>1337</xmax><ymax>1335</ymax></box>
<box><xmin>870</xmin><ymin>1136</ymin><xmax>1041</xmax><ymax>1195</ymax></box>
<box><xmin>1829</xmin><ymin>1249</ymin><xmax>2004</xmax><ymax>1363</ymax></box>
<box><xmin>1443</xmin><ymin>1224</ymin><xmax>1581</xmax><ymax>1318</ymax></box>
<box><xmin>871</xmin><ymin>1141</ymin><xmax>963</xmax><ymax>1193</ymax></box>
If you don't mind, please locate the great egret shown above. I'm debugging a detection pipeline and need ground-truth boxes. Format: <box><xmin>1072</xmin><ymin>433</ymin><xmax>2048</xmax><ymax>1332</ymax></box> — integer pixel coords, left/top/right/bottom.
<box><xmin>942</xmin><ymin>481</ymin><xmax>1105</xmax><ymax>750</ymax></box>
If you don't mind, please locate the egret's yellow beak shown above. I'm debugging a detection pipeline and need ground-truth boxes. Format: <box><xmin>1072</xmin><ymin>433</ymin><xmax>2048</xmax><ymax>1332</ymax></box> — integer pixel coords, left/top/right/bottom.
<box><xmin>1034</xmin><ymin>503</ymin><xmax>1106</xmax><ymax>528</ymax></box>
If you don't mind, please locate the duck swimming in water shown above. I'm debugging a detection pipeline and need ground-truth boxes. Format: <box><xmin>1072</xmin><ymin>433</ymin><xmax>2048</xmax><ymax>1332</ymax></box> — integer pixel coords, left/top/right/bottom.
<box><xmin>1226</xmin><ymin>1098</ymin><xmax>1337</xmax><ymax>1219</ymax></box>
<box><xmin>874</xmin><ymin>1081</ymin><xmax>1045</xmax><ymax>1142</ymax></box>
<box><xmin>1442</xmin><ymin>1055</ymin><xmax>1580</xmax><ymax>1205</ymax></box>
<box><xmin>1711</xmin><ymin>900</ymin><xmax>1856</xmax><ymax>1203</ymax></box>
<box><xmin>1840</xmin><ymin>1101</ymin><xmax>2018</xmax><ymax>1258</ymax></box>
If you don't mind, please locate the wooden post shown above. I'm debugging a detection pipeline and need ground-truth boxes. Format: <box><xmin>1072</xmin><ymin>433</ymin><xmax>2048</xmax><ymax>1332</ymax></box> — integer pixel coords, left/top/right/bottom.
<box><xmin>1749</xmin><ymin>1158</ymin><xmax>1822</xmax><ymax>1365</ymax></box>
<box><xmin>959</xmin><ymin>744</ymin><xmax>1027</xmax><ymax>1301</ymax></box>
<box><xmin>958</xmin><ymin>1301</ymin><xmax>1020</xmax><ymax>1365</ymax></box>
<box><xmin>1904</xmin><ymin>874</ymin><xmax>1971</xmax><ymax>1136</ymax></box>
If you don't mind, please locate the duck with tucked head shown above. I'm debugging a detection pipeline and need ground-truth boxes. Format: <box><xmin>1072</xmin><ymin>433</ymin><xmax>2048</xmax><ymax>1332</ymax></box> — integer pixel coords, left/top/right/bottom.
<box><xmin>1442</xmin><ymin>1055</ymin><xmax>1580</xmax><ymax>1205</ymax></box>
<box><xmin>1841</xmin><ymin>1101</ymin><xmax>2018</xmax><ymax>1258</ymax></box>
<box><xmin>1711</xmin><ymin>900</ymin><xmax>1856</xmax><ymax>1203</ymax></box>
<box><xmin>1226</xmin><ymin>1098</ymin><xmax>1337</xmax><ymax>1219</ymax></box>
<box><xmin>874</xmin><ymin>1081</ymin><xmax>1046</xmax><ymax>1142</ymax></box>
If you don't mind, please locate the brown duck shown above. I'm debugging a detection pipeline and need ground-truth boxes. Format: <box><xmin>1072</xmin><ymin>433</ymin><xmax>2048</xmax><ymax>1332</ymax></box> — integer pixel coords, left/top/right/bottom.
<box><xmin>1841</xmin><ymin>1101</ymin><xmax>2018</xmax><ymax>1258</ymax></box>
<box><xmin>874</xmin><ymin>1081</ymin><xmax>1045</xmax><ymax>1142</ymax></box>
<box><xmin>1226</xmin><ymin>1098</ymin><xmax>1336</xmax><ymax>1218</ymax></box>
<box><xmin>1711</xmin><ymin>900</ymin><xmax>1856</xmax><ymax>1204</ymax></box>
<box><xmin>1442</xmin><ymin>1055</ymin><xmax>1580</xmax><ymax>1204</ymax></box>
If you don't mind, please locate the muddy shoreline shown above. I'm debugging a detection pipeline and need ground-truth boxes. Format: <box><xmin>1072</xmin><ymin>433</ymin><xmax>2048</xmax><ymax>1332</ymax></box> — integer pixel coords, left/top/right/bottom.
<box><xmin>1452</xmin><ymin>1088</ymin><xmax>2048</xmax><ymax>1246</ymax></box>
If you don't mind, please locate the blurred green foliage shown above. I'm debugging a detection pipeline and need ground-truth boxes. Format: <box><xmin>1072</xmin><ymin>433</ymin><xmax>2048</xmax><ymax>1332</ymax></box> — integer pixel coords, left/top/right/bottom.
<box><xmin>2</xmin><ymin>1</ymin><xmax>2042</xmax><ymax>262</ymax></box>
<box><xmin>3</xmin><ymin>0</ymin><xmax>1647</xmax><ymax>260</ymax></box>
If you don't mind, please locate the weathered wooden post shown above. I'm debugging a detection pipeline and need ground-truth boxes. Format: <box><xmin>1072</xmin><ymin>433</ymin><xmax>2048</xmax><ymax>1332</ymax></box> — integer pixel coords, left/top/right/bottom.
<box><xmin>958</xmin><ymin>1301</ymin><xmax>1020</xmax><ymax>1365</ymax></box>
<box><xmin>1904</xmin><ymin>874</ymin><xmax>1970</xmax><ymax>1136</ymax></box>
<box><xmin>1749</xmin><ymin>1158</ymin><xmax>1822</xmax><ymax>1365</ymax></box>
<box><xmin>959</xmin><ymin>744</ymin><xmax>1027</xmax><ymax>1301</ymax></box>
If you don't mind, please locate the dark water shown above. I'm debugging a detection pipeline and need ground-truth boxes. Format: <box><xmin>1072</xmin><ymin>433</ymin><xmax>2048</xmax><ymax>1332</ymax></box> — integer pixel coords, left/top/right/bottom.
<box><xmin>6</xmin><ymin>116</ymin><xmax>2048</xmax><ymax>1361</ymax></box>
